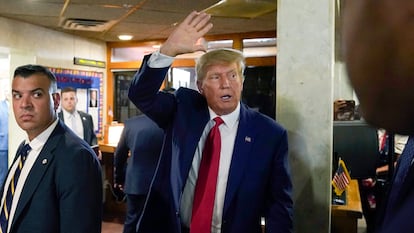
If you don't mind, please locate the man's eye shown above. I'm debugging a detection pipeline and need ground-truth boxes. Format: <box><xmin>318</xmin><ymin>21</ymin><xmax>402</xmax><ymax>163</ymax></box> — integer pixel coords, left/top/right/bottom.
<box><xmin>12</xmin><ymin>93</ymin><xmax>21</xmax><ymax>99</ymax></box>
<box><xmin>33</xmin><ymin>92</ymin><xmax>42</xmax><ymax>98</ymax></box>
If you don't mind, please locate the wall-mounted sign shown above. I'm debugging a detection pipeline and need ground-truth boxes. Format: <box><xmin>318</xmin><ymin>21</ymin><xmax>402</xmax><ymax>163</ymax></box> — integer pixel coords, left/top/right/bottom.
<box><xmin>74</xmin><ymin>57</ymin><xmax>106</xmax><ymax>68</ymax></box>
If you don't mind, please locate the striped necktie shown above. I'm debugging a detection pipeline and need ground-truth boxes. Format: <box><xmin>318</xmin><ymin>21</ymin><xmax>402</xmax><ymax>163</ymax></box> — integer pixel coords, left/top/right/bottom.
<box><xmin>0</xmin><ymin>143</ymin><xmax>31</xmax><ymax>233</ymax></box>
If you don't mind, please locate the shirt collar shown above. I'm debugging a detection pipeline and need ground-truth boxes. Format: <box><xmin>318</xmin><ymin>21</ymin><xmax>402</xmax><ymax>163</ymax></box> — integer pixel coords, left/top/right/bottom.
<box><xmin>62</xmin><ymin>109</ymin><xmax>77</xmax><ymax>117</ymax></box>
<box><xmin>208</xmin><ymin>102</ymin><xmax>240</xmax><ymax>129</ymax></box>
<box><xmin>25</xmin><ymin>118</ymin><xmax>59</xmax><ymax>151</ymax></box>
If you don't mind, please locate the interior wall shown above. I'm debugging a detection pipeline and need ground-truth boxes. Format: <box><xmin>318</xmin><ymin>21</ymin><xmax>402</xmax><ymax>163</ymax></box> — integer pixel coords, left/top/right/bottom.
<box><xmin>277</xmin><ymin>0</ymin><xmax>335</xmax><ymax>232</ymax></box>
<box><xmin>334</xmin><ymin>62</ymin><xmax>354</xmax><ymax>101</ymax></box>
<box><xmin>0</xmin><ymin>16</ymin><xmax>106</xmax><ymax>164</ymax></box>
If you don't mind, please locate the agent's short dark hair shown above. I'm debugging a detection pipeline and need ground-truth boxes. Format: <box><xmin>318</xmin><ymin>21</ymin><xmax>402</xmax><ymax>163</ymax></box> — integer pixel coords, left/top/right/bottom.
<box><xmin>14</xmin><ymin>64</ymin><xmax>58</xmax><ymax>93</ymax></box>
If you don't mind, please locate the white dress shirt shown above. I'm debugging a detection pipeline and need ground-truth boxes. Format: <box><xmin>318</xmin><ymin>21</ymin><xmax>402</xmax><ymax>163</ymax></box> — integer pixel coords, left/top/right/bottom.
<box><xmin>377</xmin><ymin>129</ymin><xmax>409</xmax><ymax>154</ymax></box>
<box><xmin>180</xmin><ymin>105</ymin><xmax>240</xmax><ymax>233</ymax></box>
<box><xmin>0</xmin><ymin>119</ymin><xmax>58</xmax><ymax>232</ymax></box>
<box><xmin>62</xmin><ymin>109</ymin><xmax>84</xmax><ymax>140</ymax></box>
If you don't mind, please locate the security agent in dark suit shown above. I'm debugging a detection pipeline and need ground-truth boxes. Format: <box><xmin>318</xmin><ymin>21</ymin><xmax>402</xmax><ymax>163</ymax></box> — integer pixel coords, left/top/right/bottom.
<box><xmin>0</xmin><ymin>64</ymin><xmax>102</xmax><ymax>233</ymax></box>
<box><xmin>128</xmin><ymin>11</ymin><xmax>293</xmax><ymax>233</ymax></box>
<box><xmin>58</xmin><ymin>87</ymin><xmax>97</xmax><ymax>146</ymax></box>
<box><xmin>114</xmin><ymin>114</ymin><xmax>164</xmax><ymax>233</ymax></box>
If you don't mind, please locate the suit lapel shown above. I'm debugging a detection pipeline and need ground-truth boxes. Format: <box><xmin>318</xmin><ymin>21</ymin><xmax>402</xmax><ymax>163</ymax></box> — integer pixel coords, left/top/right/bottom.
<box><xmin>398</xmin><ymin>162</ymin><xmax>414</xmax><ymax>206</ymax></box>
<box><xmin>79</xmin><ymin>111</ymin><xmax>88</xmax><ymax>140</ymax></box>
<box><xmin>58</xmin><ymin>111</ymin><xmax>64</xmax><ymax>123</ymax></box>
<box><xmin>172</xmin><ymin>99</ymin><xmax>210</xmax><ymax>206</ymax></box>
<box><xmin>12</xmin><ymin>122</ymin><xmax>62</xmax><ymax>225</ymax></box>
<box><xmin>223</xmin><ymin>105</ymin><xmax>256</xmax><ymax>214</ymax></box>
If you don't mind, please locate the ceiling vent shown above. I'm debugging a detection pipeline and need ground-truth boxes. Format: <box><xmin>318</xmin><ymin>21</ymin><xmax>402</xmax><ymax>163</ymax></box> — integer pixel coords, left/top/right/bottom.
<box><xmin>61</xmin><ymin>18</ymin><xmax>116</xmax><ymax>32</ymax></box>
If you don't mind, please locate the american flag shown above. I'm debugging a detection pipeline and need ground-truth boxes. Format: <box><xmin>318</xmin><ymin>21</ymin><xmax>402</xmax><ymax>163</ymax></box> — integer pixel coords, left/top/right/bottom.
<box><xmin>332</xmin><ymin>158</ymin><xmax>351</xmax><ymax>196</ymax></box>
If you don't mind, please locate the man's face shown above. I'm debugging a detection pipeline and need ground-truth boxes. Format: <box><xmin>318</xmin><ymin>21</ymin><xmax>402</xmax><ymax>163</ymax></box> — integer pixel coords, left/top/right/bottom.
<box><xmin>90</xmin><ymin>90</ymin><xmax>97</xmax><ymax>100</ymax></box>
<box><xmin>197</xmin><ymin>62</ymin><xmax>243</xmax><ymax>116</ymax></box>
<box><xmin>61</xmin><ymin>91</ymin><xmax>77</xmax><ymax>113</ymax></box>
<box><xmin>12</xmin><ymin>74</ymin><xmax>59</xmax><ymax>140</ymax></box>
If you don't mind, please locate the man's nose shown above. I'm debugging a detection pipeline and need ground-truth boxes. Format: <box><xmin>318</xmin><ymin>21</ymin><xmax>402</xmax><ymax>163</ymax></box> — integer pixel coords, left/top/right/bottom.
<box><xmin>220</xmin><ymin>76</ymin><xmax>231</xmax><ymax>88</ymax></box>
<box><xmin>20</xmin><ymin>95</ymin><xmax>32</xmax><ymax>109</ymax></box>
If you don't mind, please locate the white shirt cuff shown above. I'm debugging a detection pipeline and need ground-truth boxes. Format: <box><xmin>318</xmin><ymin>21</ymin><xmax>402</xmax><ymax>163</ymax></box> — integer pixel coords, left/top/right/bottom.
<box><xmin>148</xmin><ymin>50</ymin><xmax>174</xmax><ymax>68</ymax></box>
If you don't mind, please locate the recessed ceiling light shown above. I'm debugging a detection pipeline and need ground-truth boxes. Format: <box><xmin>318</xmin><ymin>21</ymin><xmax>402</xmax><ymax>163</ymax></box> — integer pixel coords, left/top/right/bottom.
<box><xmin>118</xmin><ymin>35</ymin><xmax>133</xmax><ymax>41</ymax></box>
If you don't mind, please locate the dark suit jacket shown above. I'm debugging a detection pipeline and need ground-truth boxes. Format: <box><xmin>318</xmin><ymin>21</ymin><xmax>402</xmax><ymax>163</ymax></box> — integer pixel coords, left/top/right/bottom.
<box><xmin>58</xmin><ymin>111</ymin><xmax>97</xmax><ymax>146</ymax></box>
<box><xmin>128</xmin><ymin>54</ymin><xmax>293</xmax><ymax>233</ymax></box>
<box><xmin>1</xmin><ymin>120</ymin><xmax>102</xmax><ymax>233</ymax></box>
<box><xmin>377</xmin><ymin>136</ymin><xmax>414</xmax><ymax>233</ymax></box>
<box><xmin>114</xmin><ymin>115</ymin><xmax>164</xmax><ymax>195</ymax></box>
<box><xmin>89</xmin><ymin>99</ymin><xmax>98</xmax><ymax>108</ymax></box>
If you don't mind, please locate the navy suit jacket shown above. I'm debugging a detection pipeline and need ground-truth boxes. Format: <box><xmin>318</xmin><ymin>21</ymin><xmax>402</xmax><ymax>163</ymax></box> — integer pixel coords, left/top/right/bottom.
<box><xmin>377</xmin><ymin>136</ymin><xmax>414</xmax><ymax>233</ymax></box>
<box><xmin>114</xmin><ymin>115</ymin><xmax>164</xmax><ymax>195</ymax></box>
<box><xmin>58</xmin><ymin>110</ymin><xmax>97</xmax><ymax>146</ymax></box>
<box><xmin>0</xmin><ymin>120</ymin><xmax>102</xmax><ymax>233</ymax></box>
<box><xmin>128</xmin><ymin>54</ymin><xmax>293</xmax><ymax>233</ymax></box>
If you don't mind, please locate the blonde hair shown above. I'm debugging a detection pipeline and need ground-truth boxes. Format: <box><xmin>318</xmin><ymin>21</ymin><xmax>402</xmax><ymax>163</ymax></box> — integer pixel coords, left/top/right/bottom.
<box><xmin>195</xmin><ymin>48</ymin><xmax>245</xmax><ymax>82</ymax></box>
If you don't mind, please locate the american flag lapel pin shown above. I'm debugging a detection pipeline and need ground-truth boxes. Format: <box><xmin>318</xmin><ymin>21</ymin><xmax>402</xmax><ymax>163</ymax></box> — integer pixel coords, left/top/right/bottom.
<box><xmin>245</xmin><ymin>136</ymin><xmax>251</xmax><ymax>142</ymax></box>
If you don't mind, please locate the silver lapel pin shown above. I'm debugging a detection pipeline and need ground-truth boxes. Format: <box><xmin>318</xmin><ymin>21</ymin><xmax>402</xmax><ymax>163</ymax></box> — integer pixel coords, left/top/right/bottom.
<box><xmin>42</xmin><ymin>158</ymin><xmax>48</xmax><ymax>165</ymax></box>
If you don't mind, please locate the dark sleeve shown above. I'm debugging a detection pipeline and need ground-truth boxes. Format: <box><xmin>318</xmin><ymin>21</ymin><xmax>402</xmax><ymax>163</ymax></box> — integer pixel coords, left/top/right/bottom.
<box><xmin>114</xmin><ymin>126</ymin><xmax>129</xmax><ymax>184</ymax></box>
<box><xmin>127</xmin><ymin>54</ymin><xmax>177</xmax><ymax>129</ymax></box>
<box><xmin>58</xmin><ymin>146</ymin><xmax>103</xmax><ymax>233</ymax></box>
<box><xmin>266</xmin><ymin>129</ymin><xmax>293</xmax><ymax>232</ymax></box>
<box><xmin>88</xmin><ymin>115</ymin><xmax>97</xmax><ymax>146</ymax></box>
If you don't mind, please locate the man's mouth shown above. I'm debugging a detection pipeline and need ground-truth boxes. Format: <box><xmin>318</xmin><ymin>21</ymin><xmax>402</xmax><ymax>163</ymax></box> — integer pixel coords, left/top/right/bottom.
<box><xmin>20</xmin><ymin>114</ymin><xmax>33</xmax><ymax>121</ymax></box>
<box><xmin>221</xmin><ymin>95</ymin><xmax>231</xmax><ymax>101</ymax></box>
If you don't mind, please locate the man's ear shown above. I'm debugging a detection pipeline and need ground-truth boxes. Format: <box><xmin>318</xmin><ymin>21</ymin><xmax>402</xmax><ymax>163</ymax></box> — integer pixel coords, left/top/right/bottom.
<box><xmin>197</xmin><ymin>80</ymin><xmax>204</xmax><ymax>94</ymax></box>
<box><xmin>52</xmin><ymin>93</ymin><xmax>60</xmax><ymax>111</ymax></box>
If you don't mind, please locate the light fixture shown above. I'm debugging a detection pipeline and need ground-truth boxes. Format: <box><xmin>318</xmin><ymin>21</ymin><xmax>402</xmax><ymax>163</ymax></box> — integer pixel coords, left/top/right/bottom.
<box><xmin>118</xmin><ymin>35</ymin><xmax>133</xmax><ymax>41</ymax></box>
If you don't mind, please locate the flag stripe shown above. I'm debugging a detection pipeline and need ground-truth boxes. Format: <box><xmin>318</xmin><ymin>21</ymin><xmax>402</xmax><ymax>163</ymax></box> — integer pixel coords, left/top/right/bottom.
<box><xmin>332</xmin><ymin>158</ymin><xmax>351</xmax><ymax>195</ymax></box>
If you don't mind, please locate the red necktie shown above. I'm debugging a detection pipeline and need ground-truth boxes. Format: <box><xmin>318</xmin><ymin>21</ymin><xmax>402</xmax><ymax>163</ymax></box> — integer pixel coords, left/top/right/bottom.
<box><xmin>190</xmin><ymin>117</ymin><xmax>224</xmax><ymax>233</ymax></box>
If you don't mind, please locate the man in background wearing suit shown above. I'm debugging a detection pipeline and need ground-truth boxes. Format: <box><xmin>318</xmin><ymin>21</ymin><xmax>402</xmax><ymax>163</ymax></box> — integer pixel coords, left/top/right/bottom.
<box><xmin>114</xmin><ymin>114</ymin><xmax>164</xmax><ymax>233</ymax></box>
<box><xmin>129</xmin><ymin>11</ymin><xmax>293</xmax><ymax>233</ymax></box>
<box><xmin>0</xmin><ymin>64</ymin><xmax>102</xmax><ymax>233</ymax></box>
<box><xmin>59</xmin><ymin>87</ymin><xmax>97</xmax><ymax>146</ymax></box>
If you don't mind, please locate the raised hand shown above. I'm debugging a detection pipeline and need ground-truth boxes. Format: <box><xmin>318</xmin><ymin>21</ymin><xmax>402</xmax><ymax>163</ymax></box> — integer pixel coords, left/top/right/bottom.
<box><xmin>160</xmin><ymin>11</ymin><xmax>213</xmax><ymax>57</ymax></box>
